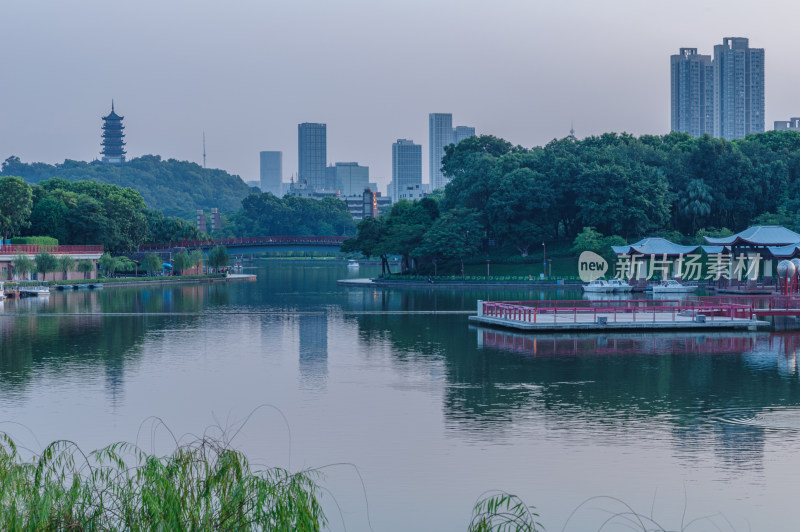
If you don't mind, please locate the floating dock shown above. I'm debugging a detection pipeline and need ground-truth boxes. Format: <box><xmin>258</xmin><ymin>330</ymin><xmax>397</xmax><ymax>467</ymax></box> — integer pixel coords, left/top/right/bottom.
<box><xmin>468</xmin><ymin>300</ymin><xmax>768</xmax><ymax>332</ymax></box>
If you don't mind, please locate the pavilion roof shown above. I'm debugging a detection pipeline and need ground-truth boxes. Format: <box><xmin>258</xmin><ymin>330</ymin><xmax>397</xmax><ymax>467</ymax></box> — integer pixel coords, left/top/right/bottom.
<box><xmin>703</xmin><ymin>225</ymin><xmax>800</xmax><ymax>246</ymax></box>
<box><xmin>612</xmin><ymin>237</ymin><xmax>701</xmax><ymax>256</ymax></box>
<box><xmin>612</xmin><ymin>237</ymin><xmax>727</xmax><ymax>256</ymax></box>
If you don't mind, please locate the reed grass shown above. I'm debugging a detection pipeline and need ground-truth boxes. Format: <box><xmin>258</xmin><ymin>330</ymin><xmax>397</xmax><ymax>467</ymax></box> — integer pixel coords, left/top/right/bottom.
<box><xmin>0</xmin><ymin>433</ymin><xmax>325</xmax><ymax>530</ymax></box>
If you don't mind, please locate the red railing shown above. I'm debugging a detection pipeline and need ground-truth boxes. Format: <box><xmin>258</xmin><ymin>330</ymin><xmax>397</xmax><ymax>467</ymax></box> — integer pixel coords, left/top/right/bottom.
<box><xmin>0</xmin><ymin>245</ymin><xmax>104</xmax><ymax>255</ymax></box>
<box><xmin>139</xmin><ymin>235</ymin><xmax>352</xmax><ymax>251</ymax></box>
<box><xmin>480</xmin><ymin>301</ymin><xmax>753</xmax><ymax>324</ymax></box>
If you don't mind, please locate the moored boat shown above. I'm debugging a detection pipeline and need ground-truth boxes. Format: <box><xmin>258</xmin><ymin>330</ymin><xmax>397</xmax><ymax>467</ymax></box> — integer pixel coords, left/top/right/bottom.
<box><xmin>606</xmin><ymin>279</ymin><xmax>632</xmax><ymax>292</ymax></box>
<box><xmin>650</xmin><ymin>279</ymin><xmax>696</xmax><ymax>294</ymax></box>
<box><xmin>581</xmin><ymin>279</ymin><xmax>615</xmax><ymax>293</ymax></box>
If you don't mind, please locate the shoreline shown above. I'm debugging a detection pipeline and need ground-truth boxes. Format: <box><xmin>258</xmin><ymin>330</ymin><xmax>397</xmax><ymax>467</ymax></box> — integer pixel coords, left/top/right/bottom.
<box><xmin>4</xmin><ymin>274</ymin><xmax>256</xmax><ymax>290</ymax></box>
<box><xmin>337</xmin><ymin>277</ymin><xmax>583</xmax><ymax>288</ymax></box>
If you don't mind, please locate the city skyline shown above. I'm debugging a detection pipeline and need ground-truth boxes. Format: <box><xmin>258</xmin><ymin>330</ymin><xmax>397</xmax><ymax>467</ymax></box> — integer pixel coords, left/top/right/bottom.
<box><xmin>3</xmin><ymin>1</ymin><xmax>800</xmax><ymax>192</ymax></box>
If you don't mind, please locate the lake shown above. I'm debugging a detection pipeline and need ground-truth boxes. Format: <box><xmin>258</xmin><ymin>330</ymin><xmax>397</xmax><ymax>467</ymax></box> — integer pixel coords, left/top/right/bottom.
<box><xmin>1</xmin><ymin>261</ymin><xmax>799</xmax><ymax>531</ymax></box>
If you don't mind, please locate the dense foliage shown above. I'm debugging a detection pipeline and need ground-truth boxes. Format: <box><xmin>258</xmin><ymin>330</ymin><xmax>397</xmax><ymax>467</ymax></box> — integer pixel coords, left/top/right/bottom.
<box><xmin>0</xmin><ymin>177</ymin><xmax>203</xmax><ymax>253</ymax></box>
<box><xmin>222</xmin><ymin>192</ymin><xmax>355</xmax><ymax>237</ymax></box>
<box><xmin>1</xmin><ymin>155</ymin><xmax>252</xmax><ymax>218</ymax></box>
<box><xmin>346</xmin><ymin>130</ymin><xmax>800</xmax><ymax>274</ymax></box>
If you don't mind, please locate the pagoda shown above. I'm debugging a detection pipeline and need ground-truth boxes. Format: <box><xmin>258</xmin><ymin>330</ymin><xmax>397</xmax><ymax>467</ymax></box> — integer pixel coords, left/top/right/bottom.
<box><xmin>101</xmin><ymin>101</ymin><xmax>126</xmax><ymax>164</ymax></box>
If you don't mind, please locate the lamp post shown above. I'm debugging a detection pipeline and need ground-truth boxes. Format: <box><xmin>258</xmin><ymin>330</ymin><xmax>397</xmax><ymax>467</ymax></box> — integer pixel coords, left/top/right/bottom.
<box><xmin>548</xmin><ymin>258</ymin><xmax>552</xmax><ymax>279</ymax></box>
<box><xmin>542</xmin><ymin>242</ymin><xmax>546</xmax><ymax>278</ymax></box>
<box><xmin>486</xmin><ymin>259</ymin><xmax>490</xmax><ymax>280</ymax></box>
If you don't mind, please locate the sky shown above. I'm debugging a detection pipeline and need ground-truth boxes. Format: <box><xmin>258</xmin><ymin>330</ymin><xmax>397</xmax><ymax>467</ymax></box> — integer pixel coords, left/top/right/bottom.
<box><xmin>1</xmin><ymin>0</ymin><xmax>799</xmax><ymax>193</ymax></box>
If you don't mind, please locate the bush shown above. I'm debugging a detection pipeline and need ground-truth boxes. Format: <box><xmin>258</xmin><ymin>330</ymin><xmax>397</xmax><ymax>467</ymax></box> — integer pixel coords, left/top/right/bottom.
<box><xmin>10</xmin><ymin>236</ymin><xmax>58</xmax><ymax>246</ymax></box>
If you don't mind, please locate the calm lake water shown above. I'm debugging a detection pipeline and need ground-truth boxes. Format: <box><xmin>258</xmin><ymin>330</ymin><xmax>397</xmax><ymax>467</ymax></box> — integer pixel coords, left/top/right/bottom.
<box><xmin>2</xmin><ymin>261</ymin><xmax>800</xmax><ymax>531</ymax></box>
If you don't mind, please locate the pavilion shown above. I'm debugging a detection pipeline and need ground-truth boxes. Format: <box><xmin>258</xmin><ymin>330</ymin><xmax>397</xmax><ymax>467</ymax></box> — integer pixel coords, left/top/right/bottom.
<box><xmin>703</xmin><ymin>225</ymin><xmax>800</xmax><ymax>259</ymax></box>
<box><xmin>611</xmin><ymin>237</ymin><xmax>725</xmax><ymax>280</ymax></box>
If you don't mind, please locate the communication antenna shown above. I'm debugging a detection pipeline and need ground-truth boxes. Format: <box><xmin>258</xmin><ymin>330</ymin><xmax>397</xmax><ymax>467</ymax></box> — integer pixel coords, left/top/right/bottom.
<box><xmin>202</xmin><ymin>131</ymin><xmax>207</xmax><ymax>168</ymax></box>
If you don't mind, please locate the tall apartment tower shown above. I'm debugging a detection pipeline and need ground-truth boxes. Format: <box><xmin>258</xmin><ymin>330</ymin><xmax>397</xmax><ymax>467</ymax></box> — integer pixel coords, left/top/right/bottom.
<box><xmin>298</xmin><ymin>123</ymin><xmax>327</xmax><ymax>191</ymax></box>
<box><xmin>453</xmin><ymin>125</ymin><xmax>476</xmax><ymax>145</ymax></box>
<box><xmin>670</xmin><ymin>48</ymin><xmax>714</xmax><ymax>137</ymax></box>
<box><xmin>259</xmin><ymin>151</ymin><xmax>282</xmax><ymax>197</ymax></box>
<box><xmin>428</xmin><ymin>113</ymin><xmax>453</xmax><ymax>190</ymax></box>
<box><xmin>391</xmin><ymin>139</ymin><xmax>422</xmax><ymax>202</ymax></box>
<box><xmin>713</xmin><ymin>37</ymin><xmax>765</xmax><ymax>139</ymax></box>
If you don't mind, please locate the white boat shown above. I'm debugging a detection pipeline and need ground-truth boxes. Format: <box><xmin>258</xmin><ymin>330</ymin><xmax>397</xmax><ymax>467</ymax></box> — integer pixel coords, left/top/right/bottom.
<box><xmin>606</xmin><ymin>279</ymin><xmax>632</xmax><ymax>292</ymax></box>
<box><xmin>347</xmin><ymin>260</ymin><xmax>359</xmax><ymax>269</ymax></box>
<box><xmin>581</xmin><ymin>279</ymin><xmax>615</xmax><ymax>293</ymax></box>
<box><xmin>21</xmin><ymin>286</ymin><xmax>50</xmax><ymax>297</ymax></box>
<box><xmin>650</xmin><ymin>279</ymin><xmax>696</xmax><ymax>294</ymax></box>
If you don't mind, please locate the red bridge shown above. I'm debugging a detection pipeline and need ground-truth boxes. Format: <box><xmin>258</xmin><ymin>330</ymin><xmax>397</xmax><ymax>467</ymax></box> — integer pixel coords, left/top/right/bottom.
<box><xmin>139</xmin><ymin>235</ymin><xmax>351</xmax><ymax>253</ymax></box>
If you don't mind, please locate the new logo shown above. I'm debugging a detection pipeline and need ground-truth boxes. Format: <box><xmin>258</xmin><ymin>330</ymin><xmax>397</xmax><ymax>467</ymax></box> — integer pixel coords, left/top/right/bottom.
<box><xmin>578</xmin><ymin>251</ymin><xmax>608</xmax><ymax>282</ymax></box>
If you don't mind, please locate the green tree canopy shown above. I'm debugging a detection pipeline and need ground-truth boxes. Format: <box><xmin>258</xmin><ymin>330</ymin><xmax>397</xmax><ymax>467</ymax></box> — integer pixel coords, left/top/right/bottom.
<box><xmin>34</xmin><ymin>251</ymin><xmax>58</xmax><ymax>282</ymax></box>
<box><xmin>415</xmin><ymin>208</ymin><xmax>484</xmax><ymax>278</ymax></box>
<box><xmin>207</xmin><ymin>246</ymin><xmax>229</xmax><ymax>272</ymax></box>
<box><xmin>0</xmin><ymin>176</ymin><xmax>33</xmax><ymax>241</ymax></box>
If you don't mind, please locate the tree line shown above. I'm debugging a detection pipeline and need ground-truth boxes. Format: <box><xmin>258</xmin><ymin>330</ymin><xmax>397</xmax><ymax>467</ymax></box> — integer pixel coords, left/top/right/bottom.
<box><xmin>214</xmin><ymin>192</ymin><xmax>355</xmax><ymax>238</ymax></box>
<box><xmin>344</xmin><ymin>130</ymin><xmax>800</xmax><ymax>274</ymax></box>
<box><xmin>0</xmin><ymin>176</ymin><xmax>203</xmax><ymax>253</ymax></box>
<box><xmin>1</xmin><ymin>155</ymin><xmax>252</xmax><ymax>218</ymax></box>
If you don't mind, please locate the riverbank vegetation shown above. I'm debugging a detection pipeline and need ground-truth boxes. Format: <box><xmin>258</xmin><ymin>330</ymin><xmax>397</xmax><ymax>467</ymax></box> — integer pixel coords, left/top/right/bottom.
<box><xmin>345</xmin><ymin>130</ymin><xmax>800</xmax><ymax>275</ymax></box>
<box><xmin>0</xmin><ymin>433</ymin><xmax>325</xmax><ymax>530</ymax></box>
<box><xmin>0</xmin><ymin>176</ymin><xmax>204</xmax><ymax>253</ymax></box>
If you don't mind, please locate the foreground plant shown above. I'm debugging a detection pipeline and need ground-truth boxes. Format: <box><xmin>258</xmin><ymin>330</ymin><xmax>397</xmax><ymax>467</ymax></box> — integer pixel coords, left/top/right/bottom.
<box><xmin>0</xmin><ymin>433</ymin><xmax>325</xmax><ymax>530</ymax></box>
<box><xmin>468</xmin><ymin>491</ymin><xmax>543</xmax><ymax>531</ymax></box>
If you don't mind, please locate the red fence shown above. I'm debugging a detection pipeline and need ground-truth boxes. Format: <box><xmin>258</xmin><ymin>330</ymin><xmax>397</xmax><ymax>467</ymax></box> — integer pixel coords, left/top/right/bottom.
<box><xmin>0</xmin><ymin>245</ymin><xmax>104</xmax><ymax>255</ymax></box>
<box><xmin>139</xmin><ymin>235</ymin><xmax>351</xmax><ymax>251</ymax></box>
<box><xmin>480</xmin><ymin>301</ymin><xmax>753</xmax><ymax>324</ymax></box>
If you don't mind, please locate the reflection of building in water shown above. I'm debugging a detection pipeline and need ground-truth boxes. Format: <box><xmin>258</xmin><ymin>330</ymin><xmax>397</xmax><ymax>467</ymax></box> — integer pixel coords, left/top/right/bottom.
<box><xmin>298</xmin><ymin>313</ymin><xmax>328</xmax><ymax>385</ymax></box>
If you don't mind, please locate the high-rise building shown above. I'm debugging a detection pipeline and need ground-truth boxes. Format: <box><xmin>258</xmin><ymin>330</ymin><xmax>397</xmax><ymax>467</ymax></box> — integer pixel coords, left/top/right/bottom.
<box><xmin>298</xmin><ymin>123</ymin><xmax>327</xmax><ymax>191</ymax></box>
<box><xmin>327</xmin><ymin>162</ymin><xmax>369</xmax><ymax>196</ymax></box>
<box><xmin>259</xmin><ymin>151</ymin><xmax>282</xmax><ymax>196</ymax></box>
<box><xmin>713</xmin><ymin>37</ymin><xmax>765</xmax><ymax>139</ymax></box>
<box><xmin>101</xmin><ymin>101</ymin><xmax>126</xmax><ymax>164</ymax></box>
<box><xmin>453</xmin><ymin>125</ymin><xmax>476</xmax><ymax>145</ymax></box>
<box><xmin>429</xmin><ymin>113</ymin><xmax>453</xmax><ymax>190</ymax></box>
<box><xmin>391</xmin><ymin>139</ymin><xmax>422</xmax><ymax>202</ymax></box>
<box><xmin>670</xmin><ymin>48</ymin><xmax>714</xmax><ymax>137</ymax></box>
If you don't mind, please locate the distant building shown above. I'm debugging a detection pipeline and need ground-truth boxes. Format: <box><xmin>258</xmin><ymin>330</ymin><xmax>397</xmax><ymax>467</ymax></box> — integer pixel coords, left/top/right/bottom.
<box><xmin>775</xmin><ymin>118</ymin><xmax>800</xmax><ymax>131</ymax></box>
<box><xmin>197</xmin><ymin>210</ymin><xmax>207</xmax><ymax>234</ymax></box>
<box><xmin>713</xmin><ymin>37</ymin><xmax>764</xmax><ymax>139</ymax></box>
<box><xmin>429</xmin><ymin>114</ymin><xmax>475</xmax><ymax>189</ymax></box>
<box><xmin>429</xmin><ymin>113</ymin><xmax>453</xmax><ymax>190</ymax></box>
<box><xmin>101</xmin><ymin>101</ymin><xmax>126</xmax><ymax>164</ymax></box>
<box><xmin>453</xmin><ymin>125</ymin><xmax>476</xmax><ymax>145</ymax></box>
<box><xmin>210</xmin><ymin>208</ymin><xmax>221</xmax><ymax>233</ymax></box>
<box><xmin>259</xmin><ymin>151</ymin><xmax>282</xmax><ymax>196</ymax></box>
<box><xmin>345</xmin><ymin>189</ymin><xmax>391</xmax><ymax>220</ymax></box>
<box><xmin>670</xmin><ymin>48</ymin><xmax>714</xmax><ymax>136</ymax></box>
<box><xmin>298</xmin><ymin>123</ymin><xmax>327</xmax><ymax>191</ymax></box>
<box><xmin>391</xmin><ymin>139</ymin><xmax>422</xmax><ymax>203</ymax></box>
<box><xmin>326</xmin><ymin>162</ymin><xmax>369</xmax><ymax>196</ymax></box>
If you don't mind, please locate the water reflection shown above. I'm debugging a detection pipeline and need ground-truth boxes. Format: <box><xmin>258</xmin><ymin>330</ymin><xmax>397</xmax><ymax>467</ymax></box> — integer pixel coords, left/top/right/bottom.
<box><xmin>298</xmin><ymin>313</ymin><xmax>328</xmax><ymax>387</ymax></box>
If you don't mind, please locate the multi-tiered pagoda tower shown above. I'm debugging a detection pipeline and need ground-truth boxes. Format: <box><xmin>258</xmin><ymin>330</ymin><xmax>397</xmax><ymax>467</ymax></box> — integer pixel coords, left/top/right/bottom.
<box><xmin>101</xmin><ymin>101</ymin><xmax>126</xmax><ymax>164</ymax></box>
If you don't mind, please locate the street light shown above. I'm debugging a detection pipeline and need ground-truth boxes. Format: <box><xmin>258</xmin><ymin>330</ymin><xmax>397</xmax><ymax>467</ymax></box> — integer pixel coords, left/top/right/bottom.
<box><xmin>542</xmin><ymin>242</ymin><xmax>546</xmax><ymax>278</ymax></box>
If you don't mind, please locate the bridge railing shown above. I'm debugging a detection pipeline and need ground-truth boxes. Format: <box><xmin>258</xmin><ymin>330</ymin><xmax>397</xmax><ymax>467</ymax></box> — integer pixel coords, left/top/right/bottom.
<box><xmin>139</xmin><ymin>235</ymin><xmax>351</xmax><ymax>251</ymax></box>
<box><xmin>0</xmin><ymin>244</ymin><xmax>105</xmax><ymax>255</ymax></box>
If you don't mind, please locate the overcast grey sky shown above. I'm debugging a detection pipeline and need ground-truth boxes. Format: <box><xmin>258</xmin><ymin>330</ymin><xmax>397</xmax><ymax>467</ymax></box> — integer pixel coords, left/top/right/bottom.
<box><xmin>1</xmin><ymin>0</ymin><xmax>798</xmax><ymax>192</ymax></box>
